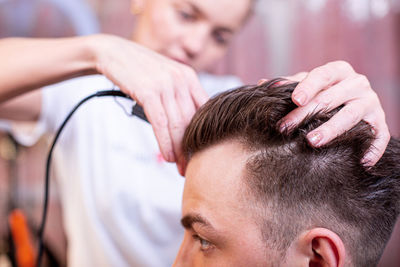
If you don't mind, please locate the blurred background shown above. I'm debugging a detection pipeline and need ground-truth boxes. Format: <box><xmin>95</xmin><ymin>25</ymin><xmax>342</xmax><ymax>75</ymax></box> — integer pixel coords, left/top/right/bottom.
<box><xmin>0</xmin><ymin>0</ymin><xmax>399</xmax><ymax>266</ymax></box>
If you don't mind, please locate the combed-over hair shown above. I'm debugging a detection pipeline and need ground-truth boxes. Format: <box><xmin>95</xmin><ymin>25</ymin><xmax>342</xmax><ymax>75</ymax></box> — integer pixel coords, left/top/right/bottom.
<box><xmin>182</xmin><ymin>79</ymin><xmax>400</xmax><ymax>266</ymax></box>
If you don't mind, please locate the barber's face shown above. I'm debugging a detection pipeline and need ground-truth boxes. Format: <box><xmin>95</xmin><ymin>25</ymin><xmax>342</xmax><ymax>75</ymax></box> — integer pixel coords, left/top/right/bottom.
<box><xmin>132</xmin><ymin>0</ymin><xmax>251</xmax><ymax>71</ymax></box>
<box><xmin>173</xmin><ymin>141</ymin><xmax>276</xmax><ymax>267</ymax></box>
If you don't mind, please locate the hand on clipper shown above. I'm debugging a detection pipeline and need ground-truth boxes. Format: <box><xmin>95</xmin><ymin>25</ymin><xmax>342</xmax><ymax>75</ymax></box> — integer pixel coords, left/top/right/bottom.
<box><xmin>94</xmin><ymin>35</ymin><xmax>209</xmax><ymax>174</ymax></box>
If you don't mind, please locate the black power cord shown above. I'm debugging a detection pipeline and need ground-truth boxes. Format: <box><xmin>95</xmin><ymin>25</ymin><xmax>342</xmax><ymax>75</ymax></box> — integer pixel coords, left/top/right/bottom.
<box><xmin>36</xmin><ymin>90</ymin><xmax>148</xmax><ymax>267</ymax></box>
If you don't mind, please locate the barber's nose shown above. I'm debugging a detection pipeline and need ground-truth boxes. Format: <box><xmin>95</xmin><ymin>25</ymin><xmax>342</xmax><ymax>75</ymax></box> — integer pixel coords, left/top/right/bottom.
<box><xmin>182</xmin><ymin>24</ymin><xmax>209</xmax><ymax>60</ymax></box>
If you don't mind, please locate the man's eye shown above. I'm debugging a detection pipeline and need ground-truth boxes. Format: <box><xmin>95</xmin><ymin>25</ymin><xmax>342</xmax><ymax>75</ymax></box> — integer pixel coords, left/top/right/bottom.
<box><xmin>193</xmin><ymin>234</ymin><xmax>213</xmax><ymax>251</ymax></box>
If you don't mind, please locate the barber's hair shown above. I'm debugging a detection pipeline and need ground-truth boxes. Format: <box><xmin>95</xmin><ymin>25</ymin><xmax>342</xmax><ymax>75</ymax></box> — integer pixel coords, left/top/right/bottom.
<box><xmin>182</xmin><ymin>79</ymin><xmax>400</xmax><ymax>266</ymax></box>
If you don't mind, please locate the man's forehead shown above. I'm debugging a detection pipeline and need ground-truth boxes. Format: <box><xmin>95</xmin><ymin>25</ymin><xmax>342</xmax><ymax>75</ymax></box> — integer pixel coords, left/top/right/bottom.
<box><xmin>183</xmin><ymin>140</ymin><xmax>251</xmax><ymax>214</ymax></box>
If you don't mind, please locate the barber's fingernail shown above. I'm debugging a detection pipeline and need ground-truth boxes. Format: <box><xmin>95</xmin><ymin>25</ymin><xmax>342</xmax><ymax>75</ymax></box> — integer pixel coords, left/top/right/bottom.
<box><xmin>177</xmin><ymin>164</ymin><xmax>184</xmax><ymax>177</ymax></box>
<box><xmin>279</xmin><ymin>122</ymin><xmax>289</xmax><ymax>132</ymax></box>
<box><xmin>168</xmin><ymin>152</ymin><xmax>176</xmax><ymax>162</ymax></box>
<box><xmin>361</xmin><ymin>153</ymin><xmax>375</xmax><ymax>166</ymax></box>
<box><xmin>307</xmin><ymin>132</ymin><xmax>323</xmax><ymax>147</ymax></box>
<box><xmin>293</xmin><ymin>92</ymin><xmax>307</xmax><ymax>106</ymax></box>
<box><xmin>275</xmin><ymin>80</ymin><xmax>291</xmax><ymax>86</ymax></box>
<box><xmin>361</xmin><ymin>156</ymin><xmax>370</xmax><ymax>165</ymax></box>
<box><xmin>370</xmin><ymin>128</ymin><xmax>376</xmax><ymax>135</ymax></box>
<box><xmin>257</xmin><ymin>79</ymin><xmax>268</xmax><ymax>86</ymax></box>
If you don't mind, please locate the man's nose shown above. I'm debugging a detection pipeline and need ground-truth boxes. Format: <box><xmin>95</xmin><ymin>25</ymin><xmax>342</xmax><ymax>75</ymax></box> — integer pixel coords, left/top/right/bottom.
<box><xmin>172</xmin><ymin>250</ymin><xmax>182</xmax><ymax>267</ymax></box>
<box><xmin>182</xmin><ymin>24</ymin><xmax>209</xmax><ymax>59</ymax></box>
<box><xmin>173</xmin><ymin>235</ymin><xmax>191</xmax><ymax>267</ymax></box>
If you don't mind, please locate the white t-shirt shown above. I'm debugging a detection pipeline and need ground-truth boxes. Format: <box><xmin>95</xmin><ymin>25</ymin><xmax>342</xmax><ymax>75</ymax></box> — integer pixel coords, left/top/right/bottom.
<box><xmin>25</xmin><ymin>73</ymin><xmax>242</xmax><ymax>267</ymax></box>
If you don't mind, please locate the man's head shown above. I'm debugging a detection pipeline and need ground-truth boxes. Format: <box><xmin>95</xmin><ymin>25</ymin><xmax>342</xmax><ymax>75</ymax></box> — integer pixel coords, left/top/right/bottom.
<box><xmin>173</xmin><ymin>80</ymin><xmax>400</xmax><ymax>266</ymax></box>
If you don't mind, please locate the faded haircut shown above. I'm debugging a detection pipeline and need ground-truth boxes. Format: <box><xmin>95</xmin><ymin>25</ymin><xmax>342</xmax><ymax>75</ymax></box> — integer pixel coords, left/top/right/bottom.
<box><xmin>182</xmin><ymin>79</ymin><xmax>400</xmax><ymax>266</ymax></box>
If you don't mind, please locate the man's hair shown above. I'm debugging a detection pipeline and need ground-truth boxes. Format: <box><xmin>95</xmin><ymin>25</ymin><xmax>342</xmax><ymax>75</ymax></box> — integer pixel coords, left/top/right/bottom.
<box><xmin>182</xmin><ymin>79</ymin><xmax>400</xmax><ymax>266</ymax></box>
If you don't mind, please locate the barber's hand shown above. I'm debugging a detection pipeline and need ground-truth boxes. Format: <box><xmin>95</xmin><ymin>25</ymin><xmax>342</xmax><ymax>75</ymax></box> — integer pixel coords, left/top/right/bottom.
<box><xmin>259</xmin><ymin>60</ymin><xmax>390</xmax><ymax>166</ymax></box>
<box><xmin>91</xmin><ymin>34</ymin><xmax>208</xmax><ymax>174</ymax></box>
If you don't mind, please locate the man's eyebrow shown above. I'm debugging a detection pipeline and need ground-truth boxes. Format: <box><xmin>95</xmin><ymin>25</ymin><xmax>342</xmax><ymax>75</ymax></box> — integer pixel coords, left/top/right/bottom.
<box><xmin>181</xmin><ymin>213</ymin><xmax>215</xmax><ymax>231</ymax></box>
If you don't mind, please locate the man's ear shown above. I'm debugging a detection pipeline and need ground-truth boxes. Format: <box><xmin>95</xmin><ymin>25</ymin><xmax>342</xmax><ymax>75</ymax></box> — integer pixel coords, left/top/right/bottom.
<box><xmin>304</xmin><ymin>228</ymin><xmax>346</xmax><ymax>267</ymax></box>
<box><xmin>286</xmin><ymin>228</ymin><xmax>346</xmax><ymax>267</ymax></box>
